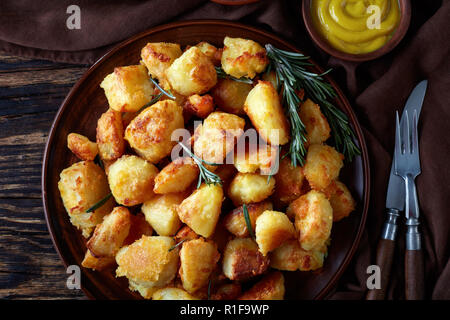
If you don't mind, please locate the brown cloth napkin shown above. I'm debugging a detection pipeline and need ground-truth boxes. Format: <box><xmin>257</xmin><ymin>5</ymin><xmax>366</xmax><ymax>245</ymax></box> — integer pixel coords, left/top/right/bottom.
<box><xmin>1</xmin><ymin>0</ymin><xmax>448</xmax><ymax>299</ymax></box>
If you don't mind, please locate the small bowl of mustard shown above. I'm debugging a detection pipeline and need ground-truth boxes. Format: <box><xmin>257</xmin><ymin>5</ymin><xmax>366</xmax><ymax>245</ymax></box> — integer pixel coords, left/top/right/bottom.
<box><xmin>302</xmin><ymin>0</ymin><xmax>411</xmax><ymax>62</ymax></box>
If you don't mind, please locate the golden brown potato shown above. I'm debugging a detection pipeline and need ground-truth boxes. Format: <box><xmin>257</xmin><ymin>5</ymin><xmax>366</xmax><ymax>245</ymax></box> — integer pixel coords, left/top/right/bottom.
<box><xmin>152</xmin><ymin>287</ymin><xmax>199</xmax><ymax>300</ymax></box>
<box><xmin>81</xmin><ymin>250</ymin><xmax>115</xmax><ymax>271</ymax></box>
<box><xmin>238</xmin><ymin>272</ymin><xmax>285</xmax><ymax>300</ymax></box>
<box><xmin>210</xmin><ymin>79</ymin><xmax>253</xmax><ymax>115</ymax></box>
<box><xmin>124</xmin><ymin>212</ymin><xmax>154</xmax><ymax>245</ymax></box>
<box><xmin>221</xmin><ymin>36</ymin><xmax>269</xmax><ymax>79</ymax></box>
<box><xmin>100</xmin><ymin>65</ymin><xmax>154</xmax><ymax>112</ymax></box>
<box><xmin>96</xmin><ymin>109</ymin><xmax>125</xmax><ymax>161</ymax></box>
<box><xmin>166</xmin><ymin>47</ymin><xmax>217</xmax><ymax>96</ymax></box>
<box><xmin>140</xmin><ymin>42</ymin><xmax>182</xmax><ymax>88</ymax></box>
<box><xmin>177</xmin><ymin>184</ymin><xmax>223</xmax><ymax>238</ymax></box>
<box><xmin>324</xmin><ymin>180</ymin><xmax>356</xmax><ymax>222</ymax></box>
<box><xmin>214</xmin><ymin>164</ymin><xmax>237</xmax><ymax>192</ymax></box>
<box><xmin>255</xmin><ymin>210</ymin><xmax>296</xmax><ymax>256</ymax></box>
<box><xmin>175</xmin><ymin>225</ymin><xmax>199</xmax><ymax>243</ymax></box>
<box><xmin>223</xmin><ymin>201</ymin><xmax>273</xmax><ymax>238</ymax></box>
<box><xmin>195</xmin><ymin>41</ymin><xmax>221</xmax><ymax>66</ymax></box>
<box><xmin>125</xmin><ymin>99</ymin><xmax>184</xmax><ymax>164</ymax></box>
<box><xmin>115</xmin><ymin>236</ymin><xmax>179</xmax><ymax>299</ymax></box>
<box><xmin>270</xmin><ymin>239</ymin><xmax>326</xmax><ymax>271</ymax></box>
<box><xmin>193</xmin><ymin>111</ymin><xmax>245</xmax><ymax>164</ymax></box>
<box><xmin>86</xmin><ymin>206</ymin><xmax>131</xmax><ymax>258</ymax></box>
<box><xmin>299</xmin><ymin>99</ymin><xmax>330</xmax><ymax>145</ymax></box>
<box><xmin>210</xmin><ymin>283</ymin><xmax>241</xmax><ymax>300</ymax></box>
<box><xmin>244</xmin><ymin>81</ymin><xmax>290</xmax><ymax>145</ymax></box>
<box><xmin>274</xmin><ymin>156</ymin><xmax>305</xmax><ymax>205</ymax></box>
<box><xmin>141</xmin><ymin>193</ymin><xmax>184</xmax><ymax>236</ymax></box>
<box><xmin>179</xmin><ymin>238</ymin><xmax>220</xmax><ymax>293</ymax></box>
<box><xmin>228</xmin><ymin>173</ymin><xmax>275</xmax><ymax>206</ymax></box>
<box><xmin>234</xmin><ymin>144</ymin><xmax>278</xmax><ymax>175</ymax></box>
<box><xmin>183</xmin><ymin>94</ymin><xmax>214</xmax><ymax>119</ymax></box>
<box><xmin>289</xmin><ymin>190</ymin><xmax>333</xmax><ymax>251</ymax></box>
<box><xmin>67</xmin><ymin>133</ymin><xmax>98</xmax><ymax>161</ymax></box>
<box><xmin>107</xmin><ymin>155</ymin><xmax>159</xmax><ymax>206</ymax></box>
<box><xmin>153</xmin><ymin>157</ymin><xmax>199</xmax><ymax>194</ymax></box>
<box><xmin>304</xmin><ymin>144</ymin><xmax>344</xmax><ymax>191</ymax></box>
<box><xmin>58</xmin><ymin>161</ymin><xmax>114</xmax><ymax>238</ymax></box>
<box><xmin>222</xmin><ymin>238</ymin><xmax>269</xmax><ymax>281</ymax></box>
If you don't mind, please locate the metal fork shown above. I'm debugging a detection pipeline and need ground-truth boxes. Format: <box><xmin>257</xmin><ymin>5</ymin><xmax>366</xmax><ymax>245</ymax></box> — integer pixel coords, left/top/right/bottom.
<box><xmin>394</xmin><ymin>110</ymin><xmax>424</xmax><ymax>300</ymax></box>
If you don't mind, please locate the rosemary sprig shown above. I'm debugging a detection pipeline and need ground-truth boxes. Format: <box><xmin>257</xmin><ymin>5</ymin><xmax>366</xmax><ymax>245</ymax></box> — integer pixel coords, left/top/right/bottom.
<box><xmin>215</xmin><ymin>66</ymin><xmax>253</xmax><ymax>84</ymax></box>
<box><xmin>265</xmin><ymin>44</ymin><xmax>360</xmax><ymax>163</ymax></box>
<box><xmin>149</xmin><ymin>77</ymin><xmax>176</xmax><ymax>100</ymax></box>
<box><xmin>243</xmin><ymin>204</ymin><xmax>255</xmax><ymax>239</ymax></box>
<box><xmin>207</xmin><ymin>279</ymin><xmax>212</xmax><ymax>300</ymax></box>
<box><xmin>168</xmin><ymin>239</ymin><xmax>186</xmax><ymax>252</ymax></box>
<box><xmin>86</xmin><ymin>192</ymin><xmax>112</xmax><ymax>213</ymax></box>
<box><xmin>94</xmin><ymin>154</ymin><xmax>104</xmax><ymax>170</ymax></box>
<box><xmin>177</xmin><ymin>142</ymin><xmax>222</xmax><ymax>188</ymax></box>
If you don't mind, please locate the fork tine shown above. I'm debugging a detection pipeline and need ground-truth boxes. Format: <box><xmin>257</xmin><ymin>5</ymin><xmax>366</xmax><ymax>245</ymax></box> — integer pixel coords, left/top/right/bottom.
<box><xmin>403</xmin><ymin>110</ymin><xmax>410</xmax><ymax>154</ymax></box>
<box><xmin>395</xmin><ymin>111</ymin><xmax>401</xmax><ymax>160</ymax></box>
<box><xmin>412</xmin><ymin>109</ymin><xmax>419</xmax><ymax>154</ymax></box>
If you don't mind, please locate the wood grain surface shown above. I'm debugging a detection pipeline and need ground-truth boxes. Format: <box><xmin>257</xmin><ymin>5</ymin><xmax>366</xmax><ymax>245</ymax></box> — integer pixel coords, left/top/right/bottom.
<box><xmin>0</xmin><ymin>54</ymin><xmax>87</xmax><ymax>299</ymax></box>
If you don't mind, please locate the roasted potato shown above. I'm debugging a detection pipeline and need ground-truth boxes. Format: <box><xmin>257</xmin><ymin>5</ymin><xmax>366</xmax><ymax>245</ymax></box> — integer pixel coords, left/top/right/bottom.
<box><xmin>222</xmin><ymin>238</ymin><xmax>269</xmax><ymax>281</ymax></box>
<box><xmin>153</xmin><ymin>157</ymin><xmax>199</xmax><ymax>194</ymax></box>
<box><xmin>195</xmin><ymin>41</ymin><xmax>221</xmax><ymax>66</ymax></box>
<box><xmin>214</xmin><ymin>164</ymin><xmax>238</xmax><ymax>192</ymax></box>
<box><xmin>255</xmin><ymin>210</ymin><xmax>296</xmax><ymax>256</ymax></box>
<box><xmin>288</xmin><ymin>190</ymin><xmax>333</xmax><ymax>251</ymax></box>
<box><xmin>211</xmin><ymin>78</ymin><xmax>252</xmax><ymax>115</ymax></box>
<box><xmin>183</xmin><ymin>94</ymin><xmax>214</xmax><ymax>119</ymax></box>
<box><xmin>179</xmin><ymin>238</ymin><xmax>220</xmax><ymax>293</ymax></box>
<box><xmin>274</xmin><ymin>156</ymin><xmax>306</xmax><ymax>205</ymax></box>
<box><xmin>96</xmin><ymin>109</ymin><xmax>125</xmax><ymax>161</ymax></box>
<box><xmin>107</xmin><ymin>155</ymin><xmax>159</xmax><ymax>206</ymax></box>
<box><xmin>67</xmin><ymin>133</ymin><xmax>98</xmax><ymax>161</ymax></box>
<box><xmin>100</xmin><ymin>65</ymin><xmax>154</xmax><ymax>112</ymax></box>
<box><xmin>81</xmin><ymin>251</ymin><xmax>115</xmax><ymax>271</ymax></box>
<box><xmin>141</xmin><ymin>193</ymin><xmax>184</xmax><ymax>236</ymax></box>
<box><xmin>221</xmin><ymin>36</ymin><xmax>269</xmax><ymax>79</ymax></box>
<box><xmin>234</xmin><ymin>143</ymin><xmax>278</xmax><ymax>175</ymax></box>
<box><xmin>210</xmin><ymin>283</ymin><xmax>242</xmax><ymax>300</ymax></box>
<box><xmin>324</xmin><ymin>180</ymin><xmax>356</xmax><ymax>222</ymax></box>
<box><xmin>115</xmin><ymin>236</ymin><xmax>179</xmax><ymax>299</ymax></box>
<box><xmin>125</xmin><ymin>99</ymin><xmax>184</xmax><ymax>164</ymax></box>
<box><xmin>58</xmin><ymin>161</ymin><xmax>114</xmax><ymax>238</ymax></box>
<box><xmin>193</xmin><ymin>111</ymin><xmax>245</xmax><ymax>164</ymax></box>
<box><xmin>238</xmin><ymin>272</ymin><xmax>285</xmax><ymax>300</ymax></box>
<box><xmin>140</xmin><ymin>42</ymin><xmax>182</xmax><ymax>88</ymax></box>
<box><xmin>299</xmin><ymin>99</ymin><xmax>330</xmax><ymax>145</ymax></box>
<box><xmin>166</xmin><ymin>47</ymin><xmax>217</xmax><ymax>96</ymax></box>
<box><xmin>304</xmin><ymin>144</ymin><xmax>344</xmax><ymax>191</ymax></box>
<box><xmin>228</xmin><ymin>173</ymin><xmax>275</xmax><ymax>206</ymax></box>
<box><xmin>223</xmin><ymin>201</ymin><xmax>273</xmax><ymax>238</ymax></box>
<box><xmin>270</xmin><ymin>239</ymin><xmax>326</xmax><ymax>271</ymax></box>
<box><xmin>175</xmin><ymin>225</ymin><xmax>199</xmax><ymax>243</ymax></box>
<box><xmin>152</xmin><ymin>287</ymin><xmax>199</xmax><ymax>300</ymax></box>
<box><xmin>124</xmin><ymin>212</ymin><xmax>154</xmax><ymax>245</ymax></box>
<box><xmin>177</xmin><ymin>184</ymin><xmax>224</xmax><ymax>238</ymax></box>
<box><xmin>244</xmin><ymin>81</ymin><xmax>290</xmax><ymax>145</ymax></box>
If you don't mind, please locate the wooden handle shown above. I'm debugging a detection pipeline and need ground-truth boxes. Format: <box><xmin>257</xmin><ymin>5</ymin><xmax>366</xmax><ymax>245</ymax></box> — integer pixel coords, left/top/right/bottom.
<box><xmin>405</xmin><ymin>249</ymin><xmax>425</xmax><ymax>300</ymax></box>
<box><xmin>366</xmin><ymin>238</ymin><xmax>396</xmax><ymax>300</ymax></box>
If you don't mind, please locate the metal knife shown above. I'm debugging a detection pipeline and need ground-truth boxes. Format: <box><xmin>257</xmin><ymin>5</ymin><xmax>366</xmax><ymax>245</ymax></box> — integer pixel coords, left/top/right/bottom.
<box><xmin>366</xmin><ymin>80</ymin><xmax>428</xmax><ymax>300</ymax></box>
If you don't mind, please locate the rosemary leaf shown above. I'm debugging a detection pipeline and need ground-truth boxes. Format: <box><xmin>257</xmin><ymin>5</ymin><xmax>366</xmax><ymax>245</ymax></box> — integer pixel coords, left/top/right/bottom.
<box><xmin>215</xmin><ymin>66</ymin><xmax>253</xmax><ymax>84</ymax></box>
<box><xmin>168</xmin><ymin>239</ymin><xmax>186</xmax><ymax>252</ymax></box>
<box><xmin>243</xmin><ymin>204</ymin><xmax>255</xmax><ymax>239</ymax></box>
<box><xmin>149</xmin><ymin>77</ymin><xmax>176</xmax><ymax>99</ymax></box>
<box><xmin>207</xmin><ymin>279</ymin><xmax>212</xmax><ymax>300</ymax></box>
<box><xmin>94</xmin><ymin>154</ymin><xmax>104</xmax><ymax>170</ymax></box>
<box><xmin>86</xmin><ymin>192</ymin><xmax>112</xmax><ymax>213</ymax></box>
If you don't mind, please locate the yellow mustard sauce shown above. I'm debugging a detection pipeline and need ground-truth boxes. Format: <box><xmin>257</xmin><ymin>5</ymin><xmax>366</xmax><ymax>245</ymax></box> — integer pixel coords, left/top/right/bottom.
<box><xmin>311</xmin><ymin>0</ymin><xmax>401</xmax><ymax>54</ymax></box>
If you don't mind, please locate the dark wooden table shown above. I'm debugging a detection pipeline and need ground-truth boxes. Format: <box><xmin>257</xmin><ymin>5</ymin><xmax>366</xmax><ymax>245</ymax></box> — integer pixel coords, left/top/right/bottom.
<box><xmin>0</xmin><ymin>54</ymin><xmax>88</xmax><ymax>299</ymax></box>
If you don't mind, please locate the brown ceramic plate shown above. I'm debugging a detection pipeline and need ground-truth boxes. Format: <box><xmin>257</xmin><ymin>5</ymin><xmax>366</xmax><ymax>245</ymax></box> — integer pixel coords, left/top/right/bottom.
<box><xmin>42</xmin><ymin>20</ymin><xmax>370</xmax><ymax>300</ymax></box>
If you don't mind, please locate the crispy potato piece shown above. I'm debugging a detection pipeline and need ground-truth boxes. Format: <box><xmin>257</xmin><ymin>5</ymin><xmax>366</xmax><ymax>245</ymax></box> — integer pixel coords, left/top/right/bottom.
<box><xmin>96</xmin><ymin>109</ymin><xmax>125</xmax><ymax>161</ymax></box>
<box><xmin>67</xmin><ymin>133</ymin><xmax>98</xmax><ymax>161</ymax></box>
<box><xmin>270</xmin><ymin>239</ymin><xmax>326</xmax><ymax>271</ymax></box>
<box><xmin>223</xmin><ymin>201</ymin><xmax>273</xmax><ymax>238</ymax></box>
<box><xmin>228</xmin><ymin>173</ymin><xmax>275</xmax><ymax>206</ymax></box>
<box><xmin>115</xmin><ymin>236</ymin><xmax>179</xmax><ymax>299</ymax></box>
<box><xmin>58</xmin><ymin>161</ymin><xmax>114</xmax><ymax>238</ymax></box>
<box><xmin>140</xmin><ymin>42</ymin><xmax>182</xmax><ymax>88</ymax></box>
<box><xmin>175</xmin><ymin>225</ymin><xmax>199</xmax><ymax>243</ymax></box>
<box><xmin>141</xmin><ymin>193</ymin><xmax>184</xmax><ymax>236</ymax></box>
<box><xmin>299</xmin><ymin>99</ymin><xmax>331</xmax><ymax>145</ymax></box>
<box><xmin>211</xmin><ymin>79</ymin><xmax>252</xmax><ymax>115</ymax></box>
<box><xmin>124</xmin><ymin>213</ymin><xmax>154</xmax><ymax>245</ymax></box>
<box><xmin>177</xmin><ymin>184</ymin><xmax>223</xmax><ymax>238</ymax></box>
<box><xmin>289</xmin><ymin>190</ymin><xmax>333</xmax><ymax>251</ymax></box>
<box><xmin>238</xmin><ymin>272</ymin><xmax>285</xmax><ymax>300</ymax></box>
<box><xmin>81</xmin><ymin>250</ymin><xmax>115</xmax><ymax>271</ymax></box>
<box><xmin>86</xmin><ymin>206</ymin><xmax>131</xmax><ymax>258</ymax></box>
<box><xmin>274</xmin><ymin>156</ymin><xmax>305</xmax><ymax>205</ymax></box>
<box><xmin>222</xmin><ymin>238</ymin><xmax>269</xmax><ymax>281</ymax></box>
<box><xmin>324</xmin><ymin>180</ymin><xmax>356</xmax><ymax>222</ymax></box>
<box><xmin>179</xmin><ymin>238</ymin><xmax>220</xmax><ymax>293</ymax></box>
<box><xmin>196</xmin><ymin>42</ymin><xmax>221</xmax><ymax>66</ymax></box>
<box><xmin>210</xmin><ymin>283</ymin><xmax>242</xmax><ymax>300</ymax></box>
<box><xmin>153</xmin><ymin>157</ymin><xmax>199</xmax><ymax>194</ymax></box>
<box><xmin>234</xmin><ymin>144</ymin><xmax>278</xmax><ymax>175</ymax></box>
<box><xmin>107</xmin><ymin>155</ymin><xmax>159</xmax><ymax>206</ymax></box>
<box><xmin>244</xmin><ymin>81</ymin><xmax>290</xmax><ymax>145</ymax></box>
<box><xmin>100</xmin><ymin>65</ymin><xmax>154</xmax><ymax>112</ymax></box>
<box><xmin>194</xmin><ymin>111</ymin><xmax>245</xmax><ymax>164</ymax></box>
<box><xmin>255</xmin><ymin>210</ymin><xmax>296</xmax><ymax>256</ymax></box>
<box><xmin>152</xmin><ymin>287</ymin><xmax>199</xmax><ymax>300</ymax></box>
<box><xmin>215</xmin><ymin>164</ymin><xmax>237</xmax><ymax>192</ymax></box>
<box><xmin>183</xmin><ymin>94</ymin><xmax>214</xmax><ymax>119</ymax></box>
<box><xmin>221</xmin><ymin>37</ymin><xmax>269</xmax><ymax>79</ymax></box>
<box><xmin>304</xmin><ymin>144</ymin><xmax>344</xmax><ymax>191</ymax></box>
<box><xmin>125</xmin><ymin>100</ymin><xmax>184</xmax><ymax>163</ymax></box>
<box><xmin>166</xmin><ymin>47</ymin><xmax>217</xmax><ymax>96</ymax></box>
